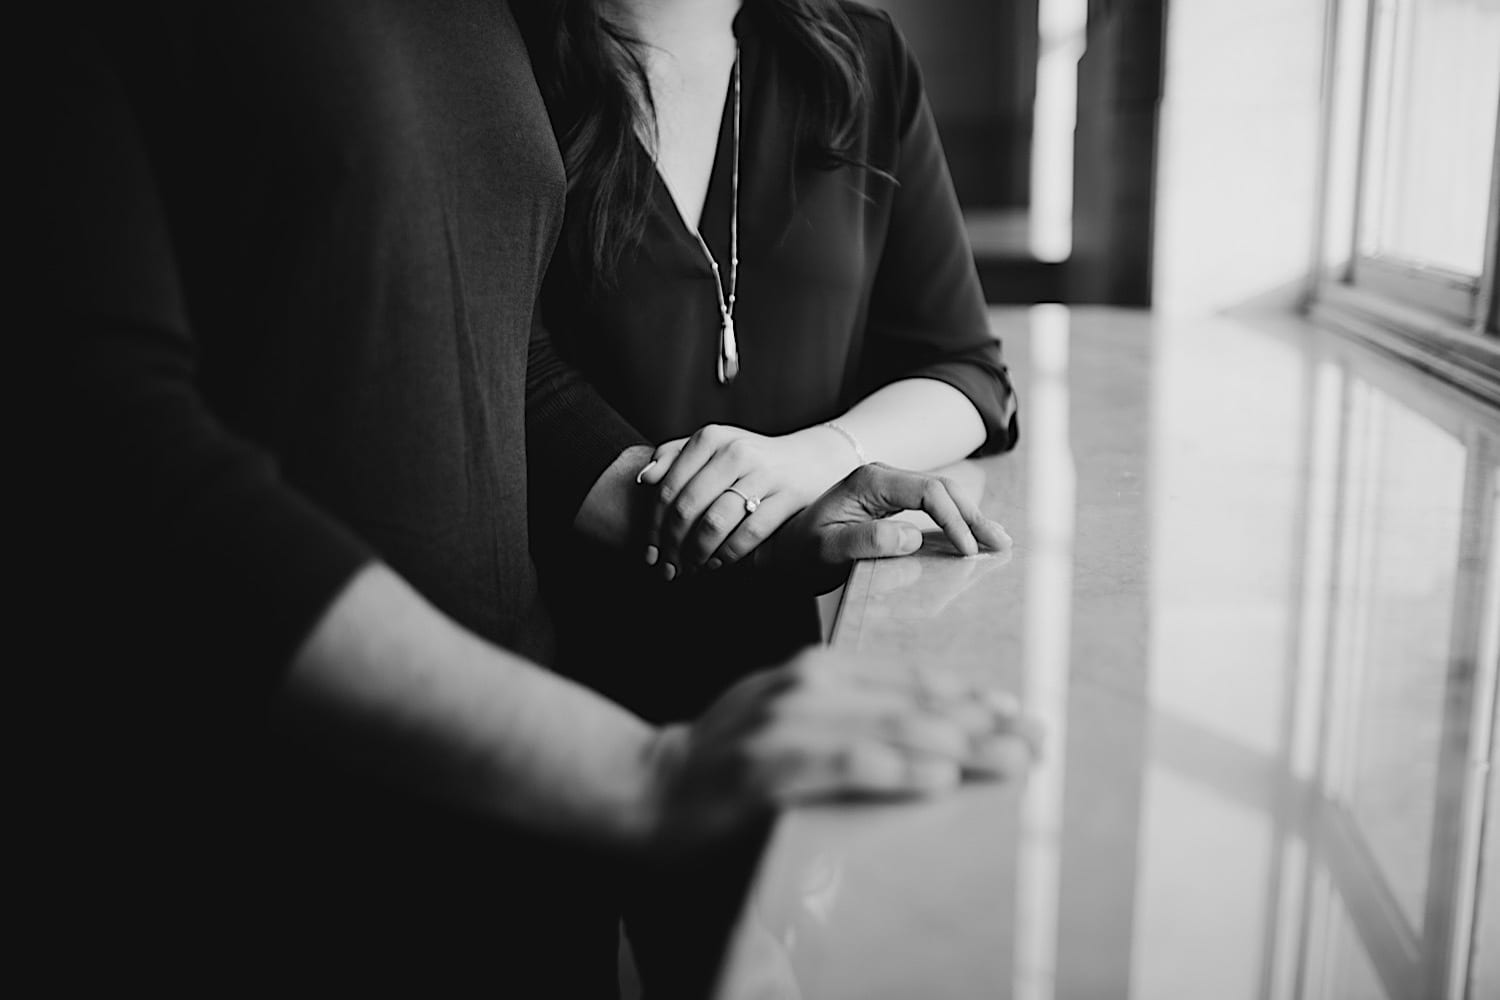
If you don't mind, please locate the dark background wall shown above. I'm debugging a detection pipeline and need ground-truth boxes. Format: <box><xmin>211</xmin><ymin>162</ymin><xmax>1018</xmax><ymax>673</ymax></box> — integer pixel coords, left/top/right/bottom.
<box><xmin>864</xmin><ymin>0</ymin><xmax>1038</xmax><ymax>210</ymax></box>
<box><xmin>1070</xmin><ymin>0</ymin><xmax>1165</xmax><ymax>305</ymax></box>
<box><xmin>866</xmin><ymin>0</ymin><xmax>1168</xmax><ymax>306</ymax></box>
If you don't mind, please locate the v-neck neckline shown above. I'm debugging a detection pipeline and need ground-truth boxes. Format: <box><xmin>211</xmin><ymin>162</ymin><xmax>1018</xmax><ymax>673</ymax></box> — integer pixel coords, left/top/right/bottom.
<box><xmin>636</xmin><ymin>53</ymin><xmax>739</xmax><ymax>255</ymax></box>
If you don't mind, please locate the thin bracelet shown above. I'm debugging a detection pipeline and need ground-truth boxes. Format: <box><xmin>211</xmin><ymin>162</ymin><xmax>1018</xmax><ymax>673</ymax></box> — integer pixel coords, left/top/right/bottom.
<box><xmin>822</xmin><ymin>420</ymin><xmax>868</xmax><ymax>465</ymax></box>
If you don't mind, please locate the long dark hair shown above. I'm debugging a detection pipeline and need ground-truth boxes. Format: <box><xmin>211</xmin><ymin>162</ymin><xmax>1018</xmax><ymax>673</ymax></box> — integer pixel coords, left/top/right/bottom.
<box><xmin>519</xmin><ymin>0</ymin><xmax>870</xmax><ymax>287</ymax></box>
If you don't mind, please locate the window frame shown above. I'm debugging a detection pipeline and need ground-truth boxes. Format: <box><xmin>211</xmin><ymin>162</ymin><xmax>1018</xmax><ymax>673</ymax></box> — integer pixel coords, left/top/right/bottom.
<box><xmin>1308</xmin><ymin>0</ymin><xmax>1500</xmax><ymax>408</ymax></box>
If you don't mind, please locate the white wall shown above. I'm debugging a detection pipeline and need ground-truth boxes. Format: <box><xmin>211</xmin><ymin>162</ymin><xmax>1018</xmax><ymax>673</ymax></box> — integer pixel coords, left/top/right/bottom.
<box><xmin>1151</xmin><ymin>1</ymin><xmax>1327</xmax><ymax>315</ymax></box>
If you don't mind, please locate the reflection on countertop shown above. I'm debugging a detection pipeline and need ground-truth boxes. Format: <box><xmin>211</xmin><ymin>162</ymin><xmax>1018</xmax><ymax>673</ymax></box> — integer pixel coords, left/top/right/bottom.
<box><xmin>714</xmin><ymin>305</ymin><xmax>1500</xmax><ymax>1000</ymax></box>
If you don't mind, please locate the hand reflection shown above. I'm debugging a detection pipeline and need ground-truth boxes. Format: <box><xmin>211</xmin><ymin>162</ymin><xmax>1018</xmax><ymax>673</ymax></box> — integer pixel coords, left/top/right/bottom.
<box><xmin>726</xmin><ymin>849</ymin><xmax>844</xmax><ymax>1000</ymax></box>
<box><xmin>866</xmin><ymin>532</ymin><xmax>1014</xmax><ymax>620</ymax></box>
<box><xmin>723</xmin><ymin>914</ymin><xmax>806</xmax><ymax>1000</ymax></box>
<box><xmin>795</xmin><ymin>849</ymin><xmax>844</xmax><ymax>925</ymax></box>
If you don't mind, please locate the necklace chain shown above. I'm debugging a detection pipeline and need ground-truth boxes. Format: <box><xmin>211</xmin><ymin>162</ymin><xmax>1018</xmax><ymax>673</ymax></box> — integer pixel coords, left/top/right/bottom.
<box><xmin>691</xmin><ymin>47</ymin><xmax>741</xmax><ymax>385</ymax></box>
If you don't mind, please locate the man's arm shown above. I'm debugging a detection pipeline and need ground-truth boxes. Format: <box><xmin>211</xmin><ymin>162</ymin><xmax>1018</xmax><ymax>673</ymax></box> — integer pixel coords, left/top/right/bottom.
<box><xmin>283</xmin><ymin>562</ymin><xmax>1036</xmax><ymax>853</ymax></box>
<box><xmin>280</xmin><ymin>563</ymin><xmax>660</xmax><ymax>848</ymax></box>
<box><xmin>573</xmin><ymin>443</ymin><xmax>657</xmax><ymax>547</ymax></box>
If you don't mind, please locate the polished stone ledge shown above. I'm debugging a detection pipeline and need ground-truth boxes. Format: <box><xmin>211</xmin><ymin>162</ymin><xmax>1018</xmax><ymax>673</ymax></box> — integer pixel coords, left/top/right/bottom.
<box><xmin>714</xmin><ymin>305</ymin><xmax>1500</xmax><ymax>1000</ymax></box>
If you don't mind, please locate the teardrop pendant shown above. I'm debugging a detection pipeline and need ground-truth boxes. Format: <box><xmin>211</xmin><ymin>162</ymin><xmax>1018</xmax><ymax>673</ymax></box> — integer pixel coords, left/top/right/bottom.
<box><xmin>718</xmin><ymin>314</ymin><xmax>739</xmax><ymax>384</ymax></box>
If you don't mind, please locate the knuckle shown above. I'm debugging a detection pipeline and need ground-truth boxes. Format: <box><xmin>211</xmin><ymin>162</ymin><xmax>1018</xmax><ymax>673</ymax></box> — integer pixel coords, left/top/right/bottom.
<box><xmin>657</xmin><ymin>483</ymin><xmax>677</xmax><ymax>505</ymax></box>
<box><xmin>881</xmin><ymin>711</ymin><xmax>913</xmax><ymax>743</ymax></box>
<box><xmin>721</xmin><ymin>534</ymin><xmax>757</xmax><ymax>563</ymax></box>
<box><xmin>835</xmin><ymin>743</ymin><xmax>864</xmax><ymax>780</ymax></box>
<box><xmin>787</xmin><ymin>650</ymin><xmax>828</xmax><ymax>686</ymax></box>
<box><xmin>723</xmin><ymin>438</ymin><xmax>753</xmax><ymax>462</ymax></box>
<box><xmin>788</xmin><ymin>657</ymin><xmax>818</xmax><ymax>686</ymax></box>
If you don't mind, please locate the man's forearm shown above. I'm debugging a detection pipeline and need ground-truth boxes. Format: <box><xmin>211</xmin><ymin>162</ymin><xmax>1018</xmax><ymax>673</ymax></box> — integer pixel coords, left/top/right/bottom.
<box><xmin>572</xmin><ymin>443</ymin><xmax>656</xmax><ymax>548</ymax></box>
<box><xmin>279</xmin><ymin>562</ymin><xmax>660</xmax><ymax>850</ymax></box>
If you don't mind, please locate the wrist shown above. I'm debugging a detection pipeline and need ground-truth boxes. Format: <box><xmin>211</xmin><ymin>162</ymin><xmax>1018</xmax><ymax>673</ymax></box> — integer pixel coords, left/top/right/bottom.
<box><xmin>573</xmin><ymin>443</ymin><xmax>656</xmax><ymax>546</ymax></box>
<box><xmin>789</xmin><ymin>424</ymin><xmax>861</xmax><ymax>482</ymax></box>
<box><xmin>819</xmin><ymin>420</ymin><xmax>867</xmax><ymax>467</ymax></box>
<box><xmin>627</xmin><ymin>723</ymin><xmax>691</xmax><ymax>856</ymax></box>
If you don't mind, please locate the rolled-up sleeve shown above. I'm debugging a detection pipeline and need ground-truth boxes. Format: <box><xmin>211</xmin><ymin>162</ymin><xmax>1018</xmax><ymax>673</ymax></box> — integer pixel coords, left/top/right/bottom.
<box><xmin>857</xmin><ymin>14</ymin><xmax>1019</xmax><ymax>455</ymax></box>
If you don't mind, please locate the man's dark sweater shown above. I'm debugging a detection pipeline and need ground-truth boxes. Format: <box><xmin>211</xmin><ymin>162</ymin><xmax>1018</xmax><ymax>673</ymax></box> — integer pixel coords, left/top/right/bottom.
<box><xmin>40</xmin><ymin>2</ymin><xmax>642</xmax><ymax>991</ymax></box>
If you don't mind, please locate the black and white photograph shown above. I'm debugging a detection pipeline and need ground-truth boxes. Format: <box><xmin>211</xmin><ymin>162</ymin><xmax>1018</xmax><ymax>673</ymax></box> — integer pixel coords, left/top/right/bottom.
<box><xmin>31</xmin><ymin>0</ymin><xmax>1500</xmax><ymax>997</ymax></box>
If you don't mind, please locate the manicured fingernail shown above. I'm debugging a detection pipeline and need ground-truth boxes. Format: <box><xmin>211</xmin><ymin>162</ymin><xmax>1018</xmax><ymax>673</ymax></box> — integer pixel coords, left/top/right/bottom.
<box><xmin>644</xmin><ymin>545</ymin><xmax>659</xmax><ymax>566</ymax></box>
<box><xmin>635</xmin><ymin>460</ymin><xmax>658</xmax><ymax>485</ymax></box>
<box><xmin>897</xmin><ymin>526</ymin><xmax>923</xmax><ymax>554</ymax></box>
<box><xmin>706</xmin><ymin>558</ymin><xmax>723</xmax><ymax>571</ymax></box>
<box><xmin>663</xmin><ymin>562</ymin><xmax>677</xmax><ymax>582</ymax></box>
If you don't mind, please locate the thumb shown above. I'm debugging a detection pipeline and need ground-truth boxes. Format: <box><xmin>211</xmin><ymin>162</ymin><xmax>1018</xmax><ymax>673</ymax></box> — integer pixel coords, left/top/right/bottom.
<box><xmin>820</xmin><ymin>520</ymin><xmax>924</xmax><ymax>563</ymax></box>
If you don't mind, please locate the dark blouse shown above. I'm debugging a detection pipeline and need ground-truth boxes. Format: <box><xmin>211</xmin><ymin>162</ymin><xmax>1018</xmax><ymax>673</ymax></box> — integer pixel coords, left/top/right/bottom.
<box><xmin>537</xmin><ymin>3</ymin><xmax>1019</xmax><ymax>720</ymax></box>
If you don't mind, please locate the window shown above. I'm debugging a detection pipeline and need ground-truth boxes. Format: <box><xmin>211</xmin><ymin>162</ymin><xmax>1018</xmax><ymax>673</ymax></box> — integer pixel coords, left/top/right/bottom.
<box><xmin>1311</xmin><ymin>0</ymin><xmax>1500</xmax><ymax>404</ymax></box>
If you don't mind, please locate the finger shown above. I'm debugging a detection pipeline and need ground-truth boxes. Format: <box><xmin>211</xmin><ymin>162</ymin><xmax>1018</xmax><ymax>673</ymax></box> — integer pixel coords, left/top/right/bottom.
<box><xmin>816</xmin><ymin>518</ymin><xmax>925</xmax><ymax>563</ymax></box>
<box><xmin>641</xmin><ymin>441</ymin><xmax>689</xmax><ymax>566</ymax></box>
<box><xmin>682</xmin><ymin>487</ymin><xmax>754</xmax><ymax>569</ymax></box>
<box><xmin>638</xmin><ymin>438</ymin><xmax>687</xmax><ymax>487</ymax></box>
<box><xmin>974</xmin><ymin>518</ymin><xmax>1013</xmax><ymax>553</ymax></box>
<box><xmin>847</xmin><ymin>465</ymin><xmax>1009</xmax><ymax>555</ymax></box>
<box><xmin>770</xmin><ymin>740</ymin><xmax>962</xmax><ymax>804</ymax></box>
<box><xmin>774</xmin><ymin>681</ymin><xmax>976</xmax><ymax>761</ymax></box>
<box><xmin>807</xmin><ymin>666</ymin><xmax>1025</xmax><ymax>749</ymax></box>
<box><xmin>880</xmin><ymin>709</ymin><xmax>972</xmax><ymax>760</ymax></box>
<box><xmin>828</xmin><ymin>742</ymin><xmax>964</xmax><ymax>798</ymax></box>
<box><xmin>647</xmin><ymin>432</ymin><xmax>724</xmax><ymax>569</ymax></box>
<box><xmin>964</xmin><ymin>730</ymin><xmax>1039</xmax><ymax>778</ymax></box>
<box><xmin>929</xmin><ymin>691</ymin><xmax>1030</xmax><ymax>742</ymax></box>
<box><xmin>780</xmin><ymin>650</ymin><xmax>1023</xmax><ymax>738</ymax></box>
<box><xmin>711</xmin><ymin>492</ymin><xmax>800</xmax><ymax>569</ymax></box>
<box><xmin>939</xmin><ymin>484</ymin><xmax>1010</xmax><ymax>553</ymax></box>
<box><xmin>658</xmin><ymin>454</ymin><xmax>749</xmax><ymax>575</ymax></box>
<box><xmin>915</xmin><ymin>478</ymin><xmax>979</xmax><ymax>557</ymax></box>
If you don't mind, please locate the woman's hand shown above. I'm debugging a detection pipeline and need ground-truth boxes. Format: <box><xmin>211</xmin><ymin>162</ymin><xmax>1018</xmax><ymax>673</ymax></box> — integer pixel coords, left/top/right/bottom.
<box><xmin>637</xmin><ymin>424</ymin><xmax>862</xmax><ymax>578</ymax></box>
<box><xmin>640</xmin><ymin>646</ymin><xmax>1039</xmax><ymax>851</ymax></box>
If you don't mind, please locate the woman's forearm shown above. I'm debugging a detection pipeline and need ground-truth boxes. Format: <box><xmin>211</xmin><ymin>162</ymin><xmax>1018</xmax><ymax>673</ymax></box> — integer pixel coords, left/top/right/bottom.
<box><xmin>814</xmin><ymin>377</ymin><xmax>987</xmax><ymax>473</ymax></box>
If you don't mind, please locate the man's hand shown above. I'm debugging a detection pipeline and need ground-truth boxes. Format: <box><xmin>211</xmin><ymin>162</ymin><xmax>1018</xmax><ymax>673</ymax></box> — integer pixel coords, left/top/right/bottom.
<box><xmin>755</xmin><ymin>463</ymin><xmax>1011</xmax><ymax>586</ymax></box>
<box><xmin>640</xmin><ymin>646</ymin><xmax>1038</xmax><ymax>850</ymax></box>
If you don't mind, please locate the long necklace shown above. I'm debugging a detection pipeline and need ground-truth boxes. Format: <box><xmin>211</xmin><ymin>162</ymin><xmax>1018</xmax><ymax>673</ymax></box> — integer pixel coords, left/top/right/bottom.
<box><xmin>689</xmin><ymin>47</ymin><xmax>742</xmax><ymax>385</ymax></box>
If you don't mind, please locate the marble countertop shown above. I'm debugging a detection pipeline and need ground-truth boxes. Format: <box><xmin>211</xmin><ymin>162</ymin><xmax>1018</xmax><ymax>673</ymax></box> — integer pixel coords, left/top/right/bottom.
<box><xmin>712</xmin><ymin>305</ymin><xmax>1500</xmax><ymax>1000</ymax></box>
